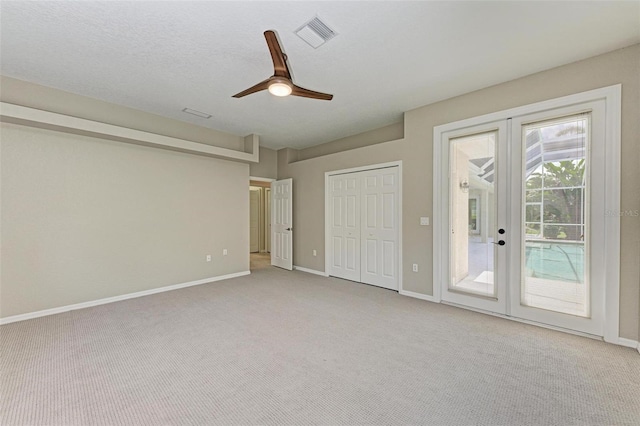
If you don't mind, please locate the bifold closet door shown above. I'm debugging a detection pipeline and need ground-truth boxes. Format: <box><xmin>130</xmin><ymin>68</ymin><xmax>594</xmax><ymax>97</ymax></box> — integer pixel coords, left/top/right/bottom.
<box><xmin>360</xmin><ymin>167</ymin><xmax>399</xmax><ymax>290</ymax></box>
<box><xmin>328</xmin><ymin>167</ymin><xmax>399</xmax><ymax>290</ymax></box>
<box><xmin>329</xmin><ymin>173</ymin><xmax>361</xmax><ymax>281</ymax></box>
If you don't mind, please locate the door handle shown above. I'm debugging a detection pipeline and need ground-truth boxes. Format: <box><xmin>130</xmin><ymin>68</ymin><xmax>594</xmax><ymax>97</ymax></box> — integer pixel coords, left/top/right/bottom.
<box><xmin>493</xmin><ymin>240</ymin><xmax>506</xmax><ymax>246</ymax></box>
<box><xmin>286</xmin><ymin>227</ymin><xmax>292</xmax><ymax>231</ymax></box>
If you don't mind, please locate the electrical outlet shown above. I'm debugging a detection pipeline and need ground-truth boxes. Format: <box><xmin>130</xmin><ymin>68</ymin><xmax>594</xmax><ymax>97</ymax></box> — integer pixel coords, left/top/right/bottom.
<box><xmin>206</xmin><ymin>255</ymin><xmax>212</xmax><ymax>262</ymax></box>
<box><xmin>412</xmin><ymin>263</ymin><xmax>418</xmax><ymax>272</ymax></box>
<box><xmin>313</xmin><ymin>249</ymin><xmax>317</xmax><ymax>256</ymax></box>
<box><xmin>223</xmin><ymin>249</ymin><xmax>228</xmax><ymax>256</ymax></box>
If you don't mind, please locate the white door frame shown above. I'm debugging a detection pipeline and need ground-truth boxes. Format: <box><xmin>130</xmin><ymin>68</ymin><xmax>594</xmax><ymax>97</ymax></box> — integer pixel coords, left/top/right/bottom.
<box><xmin>324</xmin><ymin>161</ymin><xmax>403</xmax><ymax>290</ymax></box>
<box><xmin>433</xmin><ymin>85</ymin><xmax>621</xmax><ymax>343</ymax></box>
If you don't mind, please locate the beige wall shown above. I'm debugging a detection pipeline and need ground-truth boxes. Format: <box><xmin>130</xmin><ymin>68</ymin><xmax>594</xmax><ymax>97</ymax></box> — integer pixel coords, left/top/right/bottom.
<box><xmin>296</xmin><ymin>121</ymin><xmax>404</xmax><ymax>161</ymax></box>
<box><xmin>0</xmin><ymin>123</ymin><xmax>249</xmax><ymax>318</ymax></box>
<box><xmin>1</xmin><ymin>76</ymin><xmax>245</xmax><ymax>151</ymax></box>
<box><xmin>249</xmin><ymin>147</ymin><xmax>277</xmax><ymax>179</ymax></box>
<box><xmin>0</xmin><ymin>78</ymin><xmax>252</xmax><ymax>319</ymax></box>
<box><xmin>278</xmin><ymin>44</ymin><xmax>640</xmax><ymax>340</ymax></box>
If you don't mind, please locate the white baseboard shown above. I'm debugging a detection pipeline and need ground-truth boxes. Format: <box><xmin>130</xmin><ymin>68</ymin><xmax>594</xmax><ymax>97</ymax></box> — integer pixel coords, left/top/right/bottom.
<box><xmin>0</xmin><ymin>271</ymin><xmax>250</xmax><ymax>325</ymax></box>
<box><xmin>293</xmin><ymin>265</ymin><xmax>328</xmax><ymax>277</ymax></box>
<box><xmin>399</xmin><ymin>289</ymin><xmax>437</xmax><ymax>302</ymax></box>
<box><xmin>616</xmin><ymin>337</ymin><xmax>640</xmax><ymax>353</ymax></box>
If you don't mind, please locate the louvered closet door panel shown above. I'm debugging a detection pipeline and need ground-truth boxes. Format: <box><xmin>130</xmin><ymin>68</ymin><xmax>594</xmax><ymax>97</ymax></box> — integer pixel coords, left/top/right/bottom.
<box><xmin>360</xmin><ymin>167</ymin><xmax>399</xmax><ymax>290</ymax></box>
<box><xmin>329</xmin><ymin>174</ymin><xmax>361</xmax><ymax>281</ymax></box>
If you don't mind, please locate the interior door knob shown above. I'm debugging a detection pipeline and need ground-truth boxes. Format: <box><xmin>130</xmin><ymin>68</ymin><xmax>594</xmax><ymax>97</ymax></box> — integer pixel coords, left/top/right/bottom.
<box><xmin>286</xmin><ymin>227</ymin><xmax>292</xmax><ymax>231</ymax></box>
<box><xmin>493</xmin><ymin>240</ymin><xmax>506</xmax><ymax>246</ymax></box>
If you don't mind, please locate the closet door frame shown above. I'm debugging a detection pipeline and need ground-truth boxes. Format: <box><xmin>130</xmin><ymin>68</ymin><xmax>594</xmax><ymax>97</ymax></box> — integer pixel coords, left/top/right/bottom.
<box><xmin>325</xmin><ymin>161</ymin><xmax>403</xmax><ymax>291</ymax></box>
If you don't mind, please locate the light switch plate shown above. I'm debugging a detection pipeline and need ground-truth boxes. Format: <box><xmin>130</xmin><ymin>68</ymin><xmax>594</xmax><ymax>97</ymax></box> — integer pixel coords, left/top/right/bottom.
<box><xmin>420</xmin><ymin>217</ymin><xmax>429</xmax><ymax>226</ymax></box>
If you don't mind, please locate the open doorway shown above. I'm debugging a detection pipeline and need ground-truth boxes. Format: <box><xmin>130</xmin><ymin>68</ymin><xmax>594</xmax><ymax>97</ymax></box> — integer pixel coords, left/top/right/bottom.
<box><xmin>249</xmin><ymin>178</ymin><xmax>273</xmax><ymax>270</ymax></box>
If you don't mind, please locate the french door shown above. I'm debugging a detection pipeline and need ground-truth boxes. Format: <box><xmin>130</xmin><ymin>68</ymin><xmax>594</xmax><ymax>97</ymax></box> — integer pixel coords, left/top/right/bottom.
<box><xmin>441</xmin><ymin>120</ymin><xmax>509</xmax><ymax>314</ymax></box>
<box><xmin>439</xmin><ymin>99</ymin><xmax>609</xmax><ymax>336</ymax></box>
<box><xmin>509</xmin><ymin>102</ymin><xmax>606</xmax><ymax>335</ymax></box>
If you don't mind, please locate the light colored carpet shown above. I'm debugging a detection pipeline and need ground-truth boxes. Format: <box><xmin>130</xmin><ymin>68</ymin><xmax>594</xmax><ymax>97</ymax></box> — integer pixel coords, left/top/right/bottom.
<box><xmin>1</xmin><ymin>265</ymin><xmax>639</xmax><ymax>425</ymax></box>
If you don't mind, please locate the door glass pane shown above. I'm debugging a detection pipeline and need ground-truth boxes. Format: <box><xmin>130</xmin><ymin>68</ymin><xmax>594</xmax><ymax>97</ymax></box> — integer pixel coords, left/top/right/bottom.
<box><xmin>521</xmin><ymin>114</ymin><xmax>589</xmax><ymax>317</ymax></box>
<box><xmin>449</xmin><ymin>131</ymin><xmax>497</xmax><ymax>298</ymax></box>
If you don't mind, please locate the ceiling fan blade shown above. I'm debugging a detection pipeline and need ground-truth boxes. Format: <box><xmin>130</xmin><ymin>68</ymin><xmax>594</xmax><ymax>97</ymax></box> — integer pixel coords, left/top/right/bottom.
<box><xmin>232</xmin><ymin>78</ymin><xmax>271</xmax><ymax>98</ymax></box>
<box><xmin>264</xmin><ymin>30</ymin><xmax>291</xmax><ymax>79</ymax></box>
<box><xmin>291</xmin><ymin>84</ymin><xmax>333</xmax><ymax>101</ymax></box>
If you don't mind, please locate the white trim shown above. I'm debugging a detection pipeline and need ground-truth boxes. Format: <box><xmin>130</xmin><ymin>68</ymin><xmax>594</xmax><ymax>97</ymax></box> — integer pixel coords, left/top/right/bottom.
<box><xmin>432</xmin><ymin>85</ymin><xmax>621</xmax><ymax>134</ymax></box>
<box><xmin>432</xmin><ymin>134</ymin><xmax>443</xmax><ymax>302</ymax></box>
<box><xmin>0</xmin><ymin>102</ymin><xmax>259</xmax><ymax>163</ymax></box>
<box><xmin>249</xmin><ymin>176</ymin><xmax>276</xmax><ymax>182</ymax></box>
<box><xmin>324</xmin><ymin>161</ymin><xmax>403</xmax><ymax>291</ymax></box>
<box><xmin>433</xmin><ymin>84</ymin><xmax>621</xmax><ymax>340</ymax></box>
<box><xmin>399</xmin><ymin>290</ymin><xmax>437</xmax><ymax>303</ymax></box>
<box><xmin>398</xmin><ymin>165</ymin><xmax>404</xmax><ymax>293</ymax></box>
<box><xmin>293</xmin><ymin>265</ymin><xmax>329</xmax><ymax>277</ymax></box>
<box><xmin>602</xmin><ymin>85</ymin><xmax>622</xmax><ymax>344</ymax></box>
<box><xmin>324</xmin><ymin>161</ymin><xmax>402</xmax><ymax>177</ymax></box>
<box><xmin>325</xmin><ymin>173</ymin><xmax>331</xmax><ymax>278</ymax></box>
<box><xmin>615</xmin><ymin>337</ymin><xmax>640</xmax><ymax>350</ymax></box>
<box><xmin>0</xmin><ymin>271</ymin><xmax>250</xmax><ymax>325</ymax></box>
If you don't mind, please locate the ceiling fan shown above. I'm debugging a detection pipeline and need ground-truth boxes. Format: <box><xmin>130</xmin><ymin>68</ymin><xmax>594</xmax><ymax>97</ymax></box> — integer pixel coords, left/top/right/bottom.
<box><xmin>232</xmin><ymin>30</ymin><xmax>333</xmax><ymax>101</ymax></box>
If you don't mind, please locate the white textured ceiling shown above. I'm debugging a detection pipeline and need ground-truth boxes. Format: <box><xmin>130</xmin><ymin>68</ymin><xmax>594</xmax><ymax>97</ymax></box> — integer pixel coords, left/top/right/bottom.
<box><xmin>1</xmin><ymin>1</ymin><xmax>639</xmax><ymax>150</ymax></box>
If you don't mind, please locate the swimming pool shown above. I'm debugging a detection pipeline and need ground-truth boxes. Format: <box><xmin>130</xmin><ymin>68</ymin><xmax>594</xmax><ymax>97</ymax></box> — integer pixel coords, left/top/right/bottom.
<box><xmin>524</xmin><ymin>241</ymin><xmax>585</xmax><ymax>283</ymax></box>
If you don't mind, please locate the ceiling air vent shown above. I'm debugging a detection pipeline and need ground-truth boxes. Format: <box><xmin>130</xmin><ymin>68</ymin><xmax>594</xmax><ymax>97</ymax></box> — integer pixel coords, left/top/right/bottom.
<box><xmin>182</xmin><ymin>108</ymin><xmax>211</xmax><ymax>119</ymax></box>
<box><xmin>295</xmin><ymin>17</ymin><xmax>337</xmax><ymax>49</ymax></box>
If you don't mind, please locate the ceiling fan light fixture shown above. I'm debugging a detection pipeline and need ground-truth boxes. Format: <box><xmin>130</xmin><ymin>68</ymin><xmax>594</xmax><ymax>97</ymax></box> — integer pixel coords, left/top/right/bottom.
<box><xmin>268</xmin><ymin>80</ymin><xmax>292</xmax><ymax>97</ymax></box>
<box><xmin>232</xmin><ymin>31</ymin><xmax>332</xmax><ymax>101</ymax></box>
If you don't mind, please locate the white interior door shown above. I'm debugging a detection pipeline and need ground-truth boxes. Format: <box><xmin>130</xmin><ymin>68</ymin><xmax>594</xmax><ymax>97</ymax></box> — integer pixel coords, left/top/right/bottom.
<box><xmin>329</xmin><ymin>173</ymin><xmax>361</xmax><ymax>281</ymax></box>
<box><xmin>360</xmin><ymin>167</ymin><xmax>399</xmax><ymax>290</ymax></box>
<box><xmin>249</xmin><ymin>187</ymin><xmax>260</xmax><ymax>253</ymax></box>
<box><xmin>326</xmin><ymin>165</ymin><xmax>400</xmax><ymax>290</ymax></box>
<box><xmin>271</xmin><ymin>179</ymin><xmax>293</xmax><ymax>270</ymax></box>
